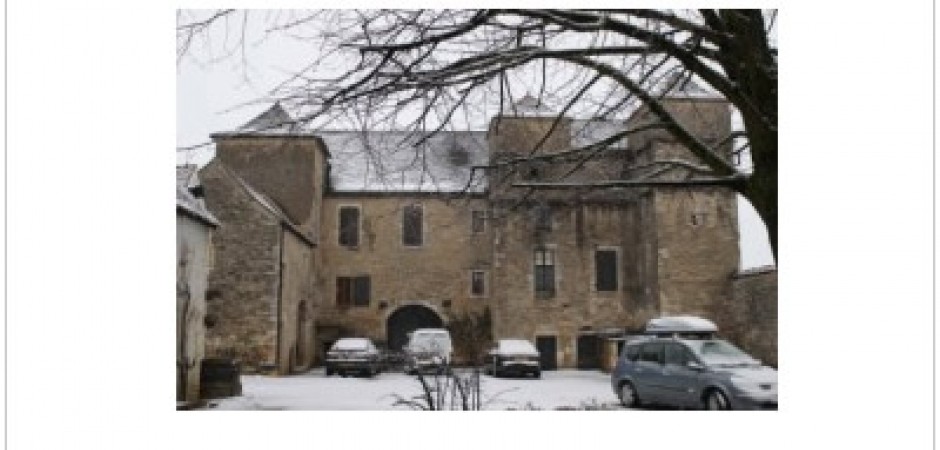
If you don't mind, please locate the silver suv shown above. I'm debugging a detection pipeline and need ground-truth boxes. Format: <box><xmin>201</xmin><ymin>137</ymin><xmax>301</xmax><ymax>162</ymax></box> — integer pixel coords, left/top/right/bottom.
<box><xmin>611</xmin><ymin>317</ymin><xmax>777</xmax><ymax>410</ymax></box>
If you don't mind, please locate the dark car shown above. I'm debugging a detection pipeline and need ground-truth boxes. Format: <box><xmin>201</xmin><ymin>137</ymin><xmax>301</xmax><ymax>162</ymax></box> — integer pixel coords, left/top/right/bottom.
<box><xmin>483</xmin><ymin>339</ymin><xmax>541</xmax><ymax>378</ymax></box>
<box><xmin>325</xmin><ymin>338</ymin><xmax>382</xmax><ymax>377</ymax></box>
<box><xmin>611</xmin><ymin>316</ymin><xmax>777</xmax><ymax>410</ymax></box>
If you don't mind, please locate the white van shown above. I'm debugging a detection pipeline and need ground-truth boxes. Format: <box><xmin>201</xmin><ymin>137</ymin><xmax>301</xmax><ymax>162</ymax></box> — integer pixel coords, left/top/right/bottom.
<box><xmin>404</xmin><ymin>328</ymin><xmax>453</xmax><ymax>374</ymax></box>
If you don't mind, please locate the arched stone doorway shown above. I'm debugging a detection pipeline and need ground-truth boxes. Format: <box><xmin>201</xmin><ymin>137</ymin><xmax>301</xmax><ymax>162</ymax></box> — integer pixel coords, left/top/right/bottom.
<box><xmin>386</xmin><ymin>305</ymin><xmax>443</xmax><ymax>351</ymax></box>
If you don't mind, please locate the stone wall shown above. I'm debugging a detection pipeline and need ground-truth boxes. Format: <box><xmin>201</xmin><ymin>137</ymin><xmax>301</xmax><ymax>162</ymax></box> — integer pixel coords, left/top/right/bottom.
<box><xmin>215</xmin><ymin>136</ymin><xmax>325</xmax><ymax>238</ymax></box>
<box><xmin>275</xmin><ymin>229</ymin><xmax>317</xmax><ymax>374</ymax></box>
<box><xmin>176</xmin><ymin>214</ymin><xmax>213</xmax><ymax>404</ymax></box>
<box><xmin>200</xmin><ymin>160</ymin><xmax>281</xmax><ymax>371</ymax></box>
<box><xmin>489</xmin><ymin>201</ymin><xmax>653</xmax><ymax>368</ymax></box>
<box><xmin>317</xmin><ymin>196</ymin><xmax>492</xmax><ymax>349</ymax></box>
<box><xmin>725</xmin><ymin>267</ymin><xmax>778</xmax><ymax>367</ymax></box>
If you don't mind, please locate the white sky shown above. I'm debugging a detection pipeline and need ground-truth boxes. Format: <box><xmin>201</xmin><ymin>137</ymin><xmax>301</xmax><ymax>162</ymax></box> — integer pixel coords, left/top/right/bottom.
<box><xmin>5</xmin><ymin>2</ymin><xmax>934</xmax><ymax>450</ymax></box>
<box><xmin>176</xmin><ymin>14</ymin><xmax>775</xmax><ymax>269</ymax></box>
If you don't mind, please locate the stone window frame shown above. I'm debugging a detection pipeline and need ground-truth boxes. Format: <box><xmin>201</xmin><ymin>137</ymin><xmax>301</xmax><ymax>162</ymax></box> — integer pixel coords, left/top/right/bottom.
<box><xmin>532</xmin><ymin>245</ymin><xmax>558</xmax><ymax>299</ymax></box>
<box><xmin>469</xmin><ymin>270</ymin><xmax>487</xmax><ymax>298</ymax></box>
<box><xmin>336</xmin><ymin>204</ymin><xmax>362</xmax><ymax>249</ymax></box>
<box><xmin>591</xmin><ymin>245</ymin><xmax>621</xmax><ymax>293</ymax></box>
<box><xmin>401</xmin><ymin>202</ymin><xmax>425</xmax><ymax>248</ymax></box>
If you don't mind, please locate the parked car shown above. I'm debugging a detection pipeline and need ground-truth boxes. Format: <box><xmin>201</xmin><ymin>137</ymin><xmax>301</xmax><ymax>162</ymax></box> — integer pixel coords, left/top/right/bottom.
<box><xmin>325</xmin><ymin>337</ymin><xmax>382</xmax><ymax>377</ymax></box>
<box><xmin>483</xmin><ymin>339</ymin><xmax>541</xmax><ymax>378</ymax></box>
<box><xmin>610</xmin><ymin>316</ymin><xmax>778</xmax><ymax>410</ymax></box>
<box><xmin>404</xmin><ymin>328</ymin><xmax>453</xmax><ymax>374</ymax></box>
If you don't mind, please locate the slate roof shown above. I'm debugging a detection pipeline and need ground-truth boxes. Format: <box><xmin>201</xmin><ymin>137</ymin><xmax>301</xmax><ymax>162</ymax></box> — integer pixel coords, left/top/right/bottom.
<box><xmin>176</xmin><ymin>165</ymin><xmax>219</xmax><ymax>226</ymax></box>
<box><xmin>319</xmin><ymin>130</ymin><xmax>489</xmax><ymax>193</ymax></box>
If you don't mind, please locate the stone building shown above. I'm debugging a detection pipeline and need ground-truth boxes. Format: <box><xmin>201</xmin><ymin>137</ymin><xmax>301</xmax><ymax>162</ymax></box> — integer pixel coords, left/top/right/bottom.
<box><xmin>176</xmin><ymin>166</ymin><xmax>218</xmax><ymax>404</ymax></box>
<box><xmin>196</xmin><ymin>87</ymin><xmax>765</xmax><ymax>371</ymax></box>
<box><xmin>198</xmin><ymin>105</ymin><xmax>322</xmax><ymax>375</ymax></box>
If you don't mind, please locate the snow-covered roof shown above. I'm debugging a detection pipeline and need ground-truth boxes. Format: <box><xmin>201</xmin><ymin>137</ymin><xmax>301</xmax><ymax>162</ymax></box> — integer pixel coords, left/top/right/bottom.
<box><xmin>320</xmin><ymin>131</ymin><xmax>488</xmax><ymax>193</ymax></box>
<box><xmin>176</xmin><ymin>165</ymin><xmax>219</xmax><ymax>226</ymax></box>
<box><xmin>510</xmin><ymin>93</ymin><xmax>555</xmax><ymax>117</ymax></box>
<box><xmin>655</xmin><ymin>73</ymin><xmax>720</xmax><ymax>99</ymax></box>
<box><xmin>570</xmin><ymin>119</ymin><xmax>628</xmax><ymax>149</ymax></box>
<box><xmin>213</xmin><ymin>103</ymin><xmax>314</xmax><ymax>137</ymax></box>
<box><xmin>646</xmin><ymin>315</ymin><xmax>718</xmax><ymax>334</ymax></box>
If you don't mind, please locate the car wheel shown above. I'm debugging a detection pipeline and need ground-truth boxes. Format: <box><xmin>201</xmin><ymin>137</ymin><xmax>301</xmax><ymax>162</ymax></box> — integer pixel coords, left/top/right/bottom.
<box><xmin>705</xmin><ymin>390</ymin><xmax>730</xmax><ymax>410</ymax></box>
<box><xmin>533</xmin><ymin>370</ymin><xmax>541</xmax><ymax>379</ymax></box>
<box><xmin>325</xmin><ymin>367</ymin><xmax>333</xmax><ymax>376</ymax></box>
<box><xmin>619</xmin><ymin>381</ymin><xmax>640</xmax><ymax>408</ymax></box>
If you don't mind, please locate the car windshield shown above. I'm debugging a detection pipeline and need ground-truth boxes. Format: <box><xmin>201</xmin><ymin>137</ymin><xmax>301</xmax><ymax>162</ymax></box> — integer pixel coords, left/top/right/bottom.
<box><xmin>332</xmin><ymin>338</ymin><xmax>371</xmax><ymax>351</ymax></box>
<box><xmin>409</xmin><ymin>333</ymin><xmax>452</xmax><ymax>353</ymax></box>
<box><xmin>498</xmin><ymin>339</ymin><xmax>537</xmax><ymax>354</ymax></box>
<box><xmin>686</xmin><ymin>339</ymin><xmax>757</xmax><ymax>366</ymax></box>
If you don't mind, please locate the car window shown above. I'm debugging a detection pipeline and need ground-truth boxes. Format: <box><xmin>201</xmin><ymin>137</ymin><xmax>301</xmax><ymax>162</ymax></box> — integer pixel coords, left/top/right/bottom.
<box><xmin>624</xmin><ymin>344</ymin><xmax>640</xmax><ymax>362</ymax></box>
<box><xmin>640</xmin><ymin>343</ymin><xmax>663</xmax><ymax>364</ymax></box>
<box><xmin>664</xmin><ymin>343</ymin><xmax>692</xmax><ymax>366</ymax></box>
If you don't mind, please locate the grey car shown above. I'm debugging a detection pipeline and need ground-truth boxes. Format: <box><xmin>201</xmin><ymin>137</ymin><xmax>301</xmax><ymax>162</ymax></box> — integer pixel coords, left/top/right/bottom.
<box><xmin>611</xmin><ymin>336</ymin><xmax>778</xmax><ymax>410</ymax></box>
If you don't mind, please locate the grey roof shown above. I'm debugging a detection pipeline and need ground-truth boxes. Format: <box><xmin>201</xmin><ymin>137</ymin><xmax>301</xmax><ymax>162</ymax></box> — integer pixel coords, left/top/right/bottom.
<box><xmin>655</xmin><ymin>73</ymin><xmax>720</xmax><ymax>99</ymax></box>
<box><xmin>176</xmin><ymin>165</ymin><xmax>219</xmax><ymax>226</ymax></box>
<box><xmin>320</xmin><ymin>131</ymin><xmax>489</xmax><ymax>193</ymax></box>
<box><xmin>570</xmin><ymin>119</ymin><xmax>629</xmax><ymax>149</ymax></box>
<box><xmin>238</xmin><ymin>102</ymin><xmax>307</xmax><ymax>134</ymax></box>
<box><xmin>511</xmin><ymin>94</ymin><xmax>555</xmax><ymax>116</ymax></box>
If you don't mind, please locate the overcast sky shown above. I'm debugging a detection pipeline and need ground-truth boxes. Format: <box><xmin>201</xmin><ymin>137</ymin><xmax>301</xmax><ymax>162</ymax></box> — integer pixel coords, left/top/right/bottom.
<box><xmin>176</xmin><ymin>11</ymin><xmax>775</xmax><ymax>269</ymax></box>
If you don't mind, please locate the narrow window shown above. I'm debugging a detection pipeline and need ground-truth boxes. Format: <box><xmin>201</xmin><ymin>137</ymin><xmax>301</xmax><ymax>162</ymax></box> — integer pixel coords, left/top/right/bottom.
<box><xmin>534</xmin><ymin>248</ymin><xmax>556</xmax><ymax>298</ymax></box>
<box><xmin>471</xmin><ymin>271</ymin><xmax>485</xmax><ymax>296</ymax></box>
<box><xmin>471</xmin><ymin>210</ymin><xmax>486</xmax><ymax>233</ymax></box>
<box><xmin>337</xmin><ymin>276</ymin><xmax>370</xmax><ymax>307</ymax></box>
<box><xmin>352</xmin><ymin>276</ymin><xmax>371</xmax><ymax>307</ymax></box>
<box><xmin>338</xmin><ymin>206</ymin><xmax>360</xmax><ymax>247</ymax></box>
<box><xmin>595</xmin><ymin>249</ymin><xmax>618</xmax><ymax>292</ymax></box>
<box><xmin>534</xmin><ymin>204</ymin><xmax>552</xmax><ymax>231</ymax></box>
<box><xmin>403</xmin><ymin>204</ymin><xmax>423</xmax><ymax>246</ymax></box>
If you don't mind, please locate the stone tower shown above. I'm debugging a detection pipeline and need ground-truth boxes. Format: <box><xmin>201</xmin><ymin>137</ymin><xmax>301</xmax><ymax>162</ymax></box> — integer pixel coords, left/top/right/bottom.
<box><xmin>625</xmin><ymin>79</ymin><xmax>741</xmax><ymax>325</ymax></box>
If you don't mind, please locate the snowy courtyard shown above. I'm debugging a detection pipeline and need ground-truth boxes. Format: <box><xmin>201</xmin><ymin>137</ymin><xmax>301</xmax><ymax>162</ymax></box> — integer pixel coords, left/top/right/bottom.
<box><xmin>200</xmin><ymin>368</ymin><xmax>627</xmax><ymax>411</ymax></box>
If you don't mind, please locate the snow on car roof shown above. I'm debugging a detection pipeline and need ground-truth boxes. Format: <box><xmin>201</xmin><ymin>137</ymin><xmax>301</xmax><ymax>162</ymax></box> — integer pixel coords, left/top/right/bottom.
<box><xmin>331</xmin><ymin>338</ymin><xmax>372</xmax><ymax>350</ymax></box>
<box><xmin>497</xmin><ymin>339</ymin><xmax>538</xmax><ymax>354</ymax></box>
<box><xmin>645</xmin><ymin>315</ymin><xmax>718</xmax><ymax>333</ymax></box>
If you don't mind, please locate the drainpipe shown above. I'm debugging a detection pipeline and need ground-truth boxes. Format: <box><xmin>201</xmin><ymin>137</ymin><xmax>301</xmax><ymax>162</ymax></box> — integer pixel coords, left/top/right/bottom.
<box><xmin>275</xmin><ymin>227</ymin><xmax>285</xmax><ymax>374</ymax></box>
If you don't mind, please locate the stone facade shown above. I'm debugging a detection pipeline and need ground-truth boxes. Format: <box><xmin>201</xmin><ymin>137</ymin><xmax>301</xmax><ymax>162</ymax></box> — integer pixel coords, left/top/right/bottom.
<box><xmin>725</xmin><ymin>266</ymin><xmax>778</xmax><ymax>367</ymax></box>
<box><xmin>196</xmin><ymin>94</ymin><xmax>775</xmax><ymax>372</ymax></box>
<box><xmin>199</xmin><ymin>149</ymin><xmax>319</xmax><ymax>374</ymax></box>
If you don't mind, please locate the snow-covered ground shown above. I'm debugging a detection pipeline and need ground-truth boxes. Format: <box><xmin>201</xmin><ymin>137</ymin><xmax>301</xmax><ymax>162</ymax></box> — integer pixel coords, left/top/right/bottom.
<box><xmin>200</xmin><ymin>368</ymin><xmax>626</xmax><ymax>411</ymax></box>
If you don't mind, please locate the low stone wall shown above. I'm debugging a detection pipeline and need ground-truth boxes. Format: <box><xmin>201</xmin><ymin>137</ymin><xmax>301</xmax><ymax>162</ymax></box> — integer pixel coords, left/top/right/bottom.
<box><xmin>724</xmin><ymin>266</ymin><xmax>777</xmax><ymax>367</ymax></box>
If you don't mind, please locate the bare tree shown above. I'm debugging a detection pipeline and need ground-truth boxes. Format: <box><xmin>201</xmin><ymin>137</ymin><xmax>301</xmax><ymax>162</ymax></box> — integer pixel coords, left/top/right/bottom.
<box><xmin>178</xmin><ymin>9</ymin><xmax>778</xmax><ymax>259</ymax></box>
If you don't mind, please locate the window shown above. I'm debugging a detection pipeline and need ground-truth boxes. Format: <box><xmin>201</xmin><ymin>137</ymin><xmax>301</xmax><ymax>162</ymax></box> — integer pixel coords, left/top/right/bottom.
<box><xmin>338</xmin><ymin>206</ymin><xmax>360</xmax><ymax>247</ymax></box>
<box><xmin>534</xmin><ymin>204</ymin><xmax>552</xmax><ymax>231</ymax></box>
<box><xmin>623</xmin><ymin>344</ymin><xmax>640</xmax><ymax>362</ymax></box>
<box><xmin>336</xmin><ymin>276</ymin><xmax>370</xmax><ymax>307</ymax></box>
<box><xmin>640</xmin><ymin>343</ymin><xmax>663</xmax><ymax>364</ymax></box>
<box><xmin>691</xmin><ymin>212</ymin><xmax>706</xmax><ymax>227</ymax></box>
<box><xmin>595</xmin><ymin>249</ymin><xmax>618</xmax><ymax>292</ymax></box>
<box><xmin>402</xmin><ymin>204</ymin><xmax>423</xmax><ymax>247</ymax></box>
<box><xmin>471</xmin><ymin>210</ymin><xmax>486</xmax><ymax>233</ymax></box>
<box><xmin>534</xmin><ymin>248</ymin><xmax>555</xmax><ymax>297</ymax></box>
<box><xmin>665</xmin><ymin>343</ymin><xmax>692</xmax><ymax>366</ymax></box>
<box><xmin>471</xmin><ymin>271</ymin><xmax>486</xmax><ymax>296</ymax></box>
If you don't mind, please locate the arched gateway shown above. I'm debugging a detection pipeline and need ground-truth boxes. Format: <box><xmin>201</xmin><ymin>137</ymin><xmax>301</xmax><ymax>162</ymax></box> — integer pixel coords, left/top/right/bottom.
<box><xmin>386</xmin><ymin>305</ymin><xmax>444</xmax><ymax>351</ymax></box>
